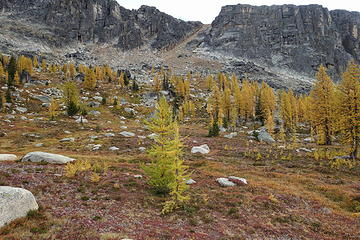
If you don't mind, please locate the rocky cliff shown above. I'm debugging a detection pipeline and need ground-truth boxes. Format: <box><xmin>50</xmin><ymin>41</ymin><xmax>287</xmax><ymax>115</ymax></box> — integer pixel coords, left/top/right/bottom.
<box><xmin>189</xmin><ymin>4</ymin><xmax>360</xmax><ymax>81</ymax></box>
<box><xmin>0</xmin><ymin>0</ymin><xmax>201</xmax><ymax>50</ymax></box>
<box><xmin>1</xmin><ymin>1</ymin><xmax>359</xmax><ymax>91</ymax></box>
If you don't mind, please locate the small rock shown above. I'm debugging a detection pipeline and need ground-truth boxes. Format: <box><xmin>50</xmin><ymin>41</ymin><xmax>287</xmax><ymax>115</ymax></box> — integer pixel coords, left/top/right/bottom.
<box><xmin>88</xmin><ymin>101</ymin><xmax>101</xmax><ymax>108</ymax></box>
<box><xmin>134</xmin><ymin>175</ymin><xmax>142</xmax><ymax>178</ymax></box>
<box><xmin>109</xmin><ymin>146</ymin><xmax>119</xmax><ymax>151</ymax></box>
<box><xmin>93</xmin><ymin>96</ymin><xmax>103</xmax><ymax>102</ymax></box>
<box><xmin>228</xmin><ymin>176</ymin><xmax>248</xmax><ymax>185</ymax></box>
<box><xmin>120</xmin><ymin>131</ymin><xmax>135</xmax><ymax>137</ymax></box>
<box><xmin>216</xmin><ymin>178</ymin><xmax>236</xmax><ymax>187</ymax></box>
<box><xmin>138</xmin><ymin>147</ymin><xmax>146</xmax><ymax>152</ymax></box>
<box><xmin>191</xmin><ymin>144</ymin><xmax>210</xmax><ymax>154</ymax></box>
<box><xmin>92</xmin><ymin>144</ymin><xmax>102</xmax><ymax>151</ymax></box>
<box><xmin>0</xmin><ymin>154</ymin><xmax>17</xmax><ymax>161</ymax></box>
<box><xmin>124</xmin><ymin>108</ymin><xmax>136</xmax><ymax>114</ymax></box>
<box><xmin>16</xmin><ymin>107</ymin><xmax>27</xmax><ymax>113</ymax></box>
<box><xmin>59</xmin><ymin>137</ymin><xmax>75</xmax><ymax>142</ymax></box>
<box><xmin>224</xmin><ymin>132</ymin><xmax>237</xmax><ymax>139</ymax></box>
<box><xmin>220</xmin><ymin>127</ymin><xmax>227</xmax><ymax>132</ymax></box>
<box><xmin>35</xmin><ymin>143</ymin><xmax>44</xmax><ymax>147</ymax></box>
<box><xmin>147</xmin><ymin>133</ymin><xmax>158</xmax><ymax>140</ymax></box>
<box><xmin>75</xmin><ymin>118</ymin><xmax>88</xmax><ymax>124</ymax></box>
<box><xmin>296</xmin><ymin>148</ymin><xmax>313</xmax><ymax>153</ymax></box>
<box><xmin>186</xmin><ymin>179</ymin><xmax>196</xmax><ymax>185</ymax></box>
<box><xmin>304</xmin><ymin>137</ymin><xmax>314</xmax><ymax>143</ymax></box>
<box><xmin>89</xmin><ymin>110</ymin><xmax>101</xmax><ymax>116</ymax></box>
<box><xmin>104</xmin><ymin>133</ymin><xmax>115</xmax><ymax>137</ymax></box>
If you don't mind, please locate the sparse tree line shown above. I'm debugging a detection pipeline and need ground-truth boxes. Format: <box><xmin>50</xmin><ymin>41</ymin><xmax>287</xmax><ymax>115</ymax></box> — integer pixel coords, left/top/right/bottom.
<box><xmin>205</xmin><ymin>63</ymin><xmax>359</xmax><ymax>160</ymax></box>
<box><xmin>0</xmin><ymin>53</ymin><xmax>140</xmax><ymax>118</ymax></box>
<box><xmin>149</xmin><ymin>62</ymin><xmax>359</xmax><ymax>160</ymax></box>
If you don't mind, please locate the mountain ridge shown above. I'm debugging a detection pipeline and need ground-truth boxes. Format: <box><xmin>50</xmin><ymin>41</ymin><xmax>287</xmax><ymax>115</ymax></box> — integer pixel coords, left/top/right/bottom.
<box><xmin>0</xmin><ymin>1</ymin><xmax>359</xmax><ymax>92</ymax></box>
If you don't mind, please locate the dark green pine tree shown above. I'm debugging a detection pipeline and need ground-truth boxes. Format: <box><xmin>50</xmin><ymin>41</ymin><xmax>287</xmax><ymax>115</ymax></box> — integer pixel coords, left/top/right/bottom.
<box><xmin>124</xmin><ymin>73</ymin><xmax>129</xmax><ymax>86</ymax></box>
<box><xmin>5</xmin><ymin>88</ymin><xmax>12</xmax><ymax>103</ymax></box>
<box><xmin>7</xmin><ymin>55</ymin><xmax>17</xmax><ymax>86</ymax></box>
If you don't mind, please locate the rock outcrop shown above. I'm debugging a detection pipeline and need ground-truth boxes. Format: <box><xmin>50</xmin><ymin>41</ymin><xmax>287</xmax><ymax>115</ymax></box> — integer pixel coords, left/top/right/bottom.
<box><xmin>0</xmin><ymin>0</ymin><xmax>201</xmax><ymax>50</ymax></box>
<box><xmin>0</xmin><ymin>186</ymin><xmax>39</xmax><ymax>228</ymax></box>
<box><xmin>190</xmin><ymin>4</ymin><xmax>360</xmax><ymax>82</ymax></box>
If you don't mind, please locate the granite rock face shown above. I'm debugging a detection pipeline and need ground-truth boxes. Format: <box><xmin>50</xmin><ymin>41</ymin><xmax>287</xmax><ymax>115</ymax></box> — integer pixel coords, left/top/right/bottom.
<box><xmin>190</xmin><ymin>4</ymin><xmax>360</xmax><ymax>81</ymax></box>
<box><xmin>0</xmin><ymin>0</ymin><xmax>201</xmax><ymax>50</ymax></box>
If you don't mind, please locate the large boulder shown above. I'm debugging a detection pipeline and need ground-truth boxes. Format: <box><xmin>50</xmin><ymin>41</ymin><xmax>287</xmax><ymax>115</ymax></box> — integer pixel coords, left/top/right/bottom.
<box><xmin>21</xmin><ymin>152</ymin><xmax>75</xmax><ymax>164</ymax></box>
<box><xmin>0</xmin><ymin>186</ymin><xmax>39</xmax><ymax>228</ymax></box>
<box><xmin>191</xmin><ymin>144</ymin><xmax>210</xmax><ymax>154</ymax></box>
<box><xmin>0</xmin><ymin>154</ymin><xmax>17</xmax><ymax>161</ymax></box>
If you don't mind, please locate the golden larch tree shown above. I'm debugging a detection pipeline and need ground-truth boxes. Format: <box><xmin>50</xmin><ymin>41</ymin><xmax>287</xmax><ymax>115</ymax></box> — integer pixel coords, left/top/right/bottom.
<box><xmin>336</xmin><ymin>61</ymin><xmax>360</xmax><ymax>159</ymax></box>
<box><xmin>310</xmin><ymin>65</ymin><xmax>336</xmax><ymax>145</ymax></box>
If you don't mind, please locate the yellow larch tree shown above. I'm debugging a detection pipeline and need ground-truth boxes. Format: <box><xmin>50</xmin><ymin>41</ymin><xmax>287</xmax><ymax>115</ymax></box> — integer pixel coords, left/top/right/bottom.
<box><xmin>310</xmin><ymin>65</ymin><xmax>336</xmax><ymax>145</ymax></box>
<box><xmin>205</xmin><ymin>75</ymin><xmax>214</xmax><ymax>90</ymax></box>
<box><xmin>14</xmin><ymin>72</ymin><xmax>20</xmax><ymax>85</ymax></box>
<box><xmin>33</xmin><ymin>56</ymin><xmax>39</xmax><ymax>68</ymax></box>
<box><xmin>118</xmin><ymin>72</ymin><xmax>125</xmax><ymax>89</ymax></box>
<box><xmin>279</xmin><ymin>89</ymin><xmax>298</xmax><ymax>136</ymax></box>
<box><xmin>69</xmin><ymin>63</ymin><xmax>76</xmax><ymax>79</ymax></box>
<box><xmin>336</xmin><ymin>61</ymin><xmax>360</xmax><ymax>159</ymax></box>
<box><xmin>239</xmin><ymin>79</ymin><xmax>256</xmax><ymax>121</ymax></box>
<box><xmin>153</xmin><ymin>74</ymin><xmax>162</xmax><ymax>93</ymax></box>
<box><xmin>259</xmin><ymin>81</ymin><xmax>276</xmax><ymax>123</ymax></box>
<box><xmin>49</xmin><ymin>98</ymin><xmax>59</xmax><ymax>120</ymax></box>
<box><xmin>84</xmin><ymin>68</ymin><xmax>97</xmax><ymax>89</ymax></box>
<box><xmin>41</xmin><ymin>59</ymin><xmax>47</xmax><ymax>72</ymax></box>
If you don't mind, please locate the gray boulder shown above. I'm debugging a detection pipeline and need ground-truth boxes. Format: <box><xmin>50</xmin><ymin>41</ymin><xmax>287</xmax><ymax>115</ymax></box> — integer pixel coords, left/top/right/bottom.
<box><xmin>89</xmin><ymin>110</ymin><xmax>101</xmax><ymax>116</ymax></box>
<box><xmin>21</xmin><ymin>152</ymin><xmax>75</xmax><ymax>164</ymax></box>
<box><xmin>120</xmin><ymin>131</ymin><xmax>135</xmax><ymax>137</ymax></box>
<box><xmin>31</xmin><ymin>95</ymin><xmax>51</xmax><ymax>103</ymax></box>
<box><xmin>15</xmin><ymin>107</ymin><xmax>27</xmax><ymax>113</ymax></box>
<box><xmin>0</xmin><ymin>186</ymin><xmax>39</xmax><ymax>228</ymax></box>
<box><xmin>216</xmin><ymin>178</ymin><xmax>236</xmax><ymax>187</ymax></box>
<box><xmin>257</xmin><ymin>129</ymin><xmax>275</xmax><ymax>143</ymax></box>
<box><xmin>88</xmin><ymin>101</ymin><xmax>101</xmax><ymax>108</ymax></box>
<box><xmin>191</xmin><ymin>144</ymin><xmax>210</xmax><ymax>154</ymax></box>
